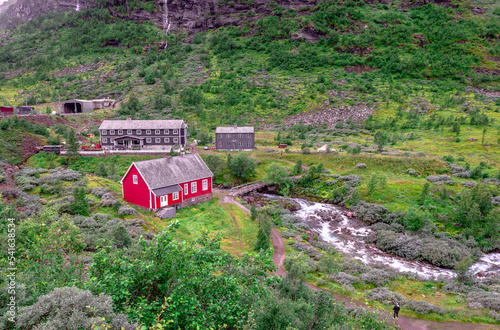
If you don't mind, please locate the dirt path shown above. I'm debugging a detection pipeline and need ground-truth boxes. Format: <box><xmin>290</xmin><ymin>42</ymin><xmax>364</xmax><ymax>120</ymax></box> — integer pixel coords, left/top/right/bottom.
<box><xmin>217</xmin><ymin>189</ymin><xmax>499</xmax><ymax>330</ymax></box>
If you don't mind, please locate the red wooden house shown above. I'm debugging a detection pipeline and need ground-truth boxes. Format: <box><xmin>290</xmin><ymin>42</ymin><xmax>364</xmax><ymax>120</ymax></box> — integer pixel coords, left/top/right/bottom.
<box><xmin>121</xmin><ymin>154</ymin><xmax>213</xmax><ymax>213</ymax></box>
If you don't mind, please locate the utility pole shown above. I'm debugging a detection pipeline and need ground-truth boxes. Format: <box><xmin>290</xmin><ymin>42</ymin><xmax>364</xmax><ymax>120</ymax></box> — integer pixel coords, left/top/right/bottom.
<box><xmin>57</xmin><ymin>90</ymin><xmax>61</xmax><ymax>114</ymax></box>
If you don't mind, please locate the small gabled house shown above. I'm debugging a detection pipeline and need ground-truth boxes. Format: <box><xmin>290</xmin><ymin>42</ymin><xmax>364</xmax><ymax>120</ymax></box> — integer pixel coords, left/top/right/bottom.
<box><xmin>121</xmin><ymin>154</ymin><xmax>213</xmax><ymax>212</ymax></box>
<box><xmin>215</xmin><ymin>124</ymin><xmax>255</xmax><ymax>151</ymax></box>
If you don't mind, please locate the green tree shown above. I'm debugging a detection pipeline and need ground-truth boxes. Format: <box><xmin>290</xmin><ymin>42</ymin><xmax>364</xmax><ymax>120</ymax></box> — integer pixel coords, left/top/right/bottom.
<box><xmin>379</xmin><ymin>175</ymin><xmax>387</xmax><ymax>194</ymax></box>
<box><xmin>291</xmin><ymin>159</ymin><xmax>303</xmax><ymax>175</ymax></box>
<box><xmin>374</xmin><ymin>130</ymin><xmax>387</xmax><ymax>153</ymax></box>
<box><xmin>455</xmin><ymin>255</ymin><xmax>474</xmax><ymax>285</ymax></box>
<box><xmin>197</xmin><ymin>131</ymin><xmax>211</xmax><ymax>145</ymax></box>
<box><xmin>255</xmin><ymin>216</ymin><xmax>271</xmax><ymax>251</ymax></box>
<box><xmin>418</xmin><ymin>182</ymin><xmax>431</xmax><ymax>205</ymax></box>
<box><xmin>204</xmin><ymin>154</ymin><xmax>226</xmax><ymax>177</ymax></box>
<box><xmin>250</xmin><ymin>203</ymin><xmax>257</xmax><ymax>221</ymax></box>
<box><xmin>264</xmin><ymin>162</ymin><xmax>288</xmax><ymax>186</ymax></box>
<box><xmin>367</xmin><ymin>174</ymin><xmax>378</xmax><ymax>196</ymax></box>
<box><xmin>108</xmin><ymin>161</ymin><xmax>117</xmax><ymax>180</ymax></box>
<box><xmin>66</xmin><ymin>128</ymin><xmax>79</xmax><ymax>155</ymax></box>
<box><xmin>229</xmin><ymin>154</ymin><xmax>256</xmax><ymax>181</ymax></box>
<box><xmin>70</xmin><ymin>187</ymin><xmax>89</xmax><ymax>216</ymax></box>
<box><xmin>484</xmin><ymin>208</ymin><xmax>500</xmax><ymax>239</ymax></box>
<box><xmin>96</xmin><ymin>162</ymin><xmax>108</xmax><ymax>177</ymax></box>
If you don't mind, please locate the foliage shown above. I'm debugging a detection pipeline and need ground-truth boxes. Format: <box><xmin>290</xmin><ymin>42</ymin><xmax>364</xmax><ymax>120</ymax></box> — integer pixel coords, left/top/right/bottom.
<box><xmin>228</xmin><ymin>154</ymin><xmax>256</xmax><ymax>181</ymax></box>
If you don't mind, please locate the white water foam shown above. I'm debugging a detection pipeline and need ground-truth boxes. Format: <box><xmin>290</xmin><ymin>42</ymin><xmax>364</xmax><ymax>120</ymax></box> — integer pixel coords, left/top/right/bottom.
<box><xmin>76</xmin><ymin>0</ymin><xmax>80</xmax><ymax>11</ymax></box>
<box><xmin>262</xmin><ymin>194</ymin><xmax>500</xmax><ymax>280</ymax></box>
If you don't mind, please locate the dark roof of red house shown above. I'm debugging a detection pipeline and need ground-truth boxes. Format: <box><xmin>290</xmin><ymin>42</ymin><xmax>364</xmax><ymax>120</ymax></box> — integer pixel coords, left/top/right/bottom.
<box><xmin>123</xmin><ymin>154</ymin><xmax>213</xmax><ymax>190</ymax></box>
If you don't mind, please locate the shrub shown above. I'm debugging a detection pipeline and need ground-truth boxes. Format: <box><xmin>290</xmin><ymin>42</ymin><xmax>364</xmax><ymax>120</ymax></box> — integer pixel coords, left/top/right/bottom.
<box><xmin>467</xmin><ymin>291</ymin><xmax>500</xmax><ymax>311</ymax></box>
<box><xmin>352</xmin><ymin>201</ymin><xmax>389</xmax><ymax>223</ymax></box>
<box><xmin>407</xmin><ymin>168</ymin><xmax>419</xmax><ymax>176</ymax></box>
<box><xmin>100</xmin><ymin>193</ymin><xmax>116</xmax><ymax>207</ymax></box>
<box><xmin>360</xmin><ymin>268</ymin><xmax>397</xmax><ymax>286</ymax></box>
<box><xmin>367</xmin><ymin>287</ymin><xmax>446</xmax><ymax>315</ymax></box>
<box><xmin>16</xmin><ymin>287</ymin><xmax>136</xmax><ymax>330</ymax></box>
<box><xmin>426</xmin><ymin>175</ymin><xmax>453</xmax><ymax>184</ymax></box>
<box><xmin>330</xmin><ymin>272</ymin><xmax>359</xmax><ymax>286</ymax></box>
<box><xmin>118</xmin><ymin>205</ymin><xmax>135</xmax><ymax>216</ymax></box>
<box><xmin>91</xmin><ymin>187</ymin><xmax>110</xmax><ymax>197</ymax></box>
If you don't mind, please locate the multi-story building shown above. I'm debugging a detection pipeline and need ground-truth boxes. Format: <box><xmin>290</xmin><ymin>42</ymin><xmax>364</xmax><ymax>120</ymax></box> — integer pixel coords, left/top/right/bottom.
<box><xmin>215</xmin><ymin>125</ymin><xmax>254</xmax><ymax>151</ymax></box>
<box><xmin>99</xmin><ymin>118</ymin><xmax>187</xmax><ymax>150</ymax></box>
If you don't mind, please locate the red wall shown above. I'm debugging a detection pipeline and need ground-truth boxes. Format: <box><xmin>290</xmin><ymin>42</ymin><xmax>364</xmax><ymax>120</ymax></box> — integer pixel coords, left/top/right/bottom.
<box><xmin>122</xmin><ymin>165</ymin><xmax>151</xmax><ymax>208</ymax></box>
<box><xmin>153</xmin><ymin>177</ymin><xmax>212</xmax><ymax>208</ymax></box>
<box><xmin>0</xmin><ymin>107</ymin><xmax>14</xmax><ymax>113</ymax></box>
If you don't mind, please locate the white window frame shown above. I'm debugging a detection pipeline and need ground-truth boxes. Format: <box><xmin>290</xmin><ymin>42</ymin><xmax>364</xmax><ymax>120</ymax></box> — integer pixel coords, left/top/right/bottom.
<box><xmin>164</xmin><ymin>129</ymin><xmax>169</xmax><ymax>134</ymax></box>
<box><xmin>238</xmin><ymin>142</ymin><xmax>242</xmax><ymax>146</ymax></box>
<box><xmin>102</xmin><ymin>130</ymin><xmax>107</xmax><ymax>135</ymax></box>
<box><xmin>227</xmin><ymin>134</ymin><xmax>230</xmax><ymax>138</ymax></box>
<box><xmin>173</xmin><ymin>129</ymin><xmax>178</xmax><ymax>134</ymax></box>
<box><xmin>127</xmin><ymin>130</ymin><xmax>132</xmax><ymax>135</ymax></box>
<box><xmin>248</xmin><ymin>133</ymin><xmax>251</xmax><ymax>138</ymax></box>
<box><xmin>155</xmin><ymin>138</ymin><xmax>160</xmax><ymax>143</ymax></box>
<box><xmin>118</xmin><ymin>130</ymin><xmax>123</xmax><ymax>135</ymax></box>
<box><xmin>247</xmin><ymin>141</ymin><xmax>251</xmax><ymax>147</ymax></box>
<box><xmin>110</xmin><ymin>138</ymin><xmax>114</xmax><ymax>143</ymax></box>
<box><xmin>173</xmin><ymin>191</ymin><xmax>179</xmax><ymax>200</ymax></box>
<box><xmin>155</xmin><ymin>129</ymin><xmax>160</xmax><ymax>135</ymax></box>
<box><xmin>227</xmin><ymin>142</ymin><xmax>231</xmax><ymax>146</ymax></box>
<box><xmin>184</xmin><ymin>183</ymin><xmax>188</xmax><ymax>195</ymax></box>
<box><xmin>191</xmin><ymin>182</ymin><xmax>197</xmax><ymax>194</ymax></box>
<box><xmin>238</xmin><ymin>134</ymin><xmax>242</xmax><ymax>138</ymax></box>
<box><xmin>146</xmin><ymin>130</ymin><xmax>151</xmax><ymax>135</ymax></box>
<box><xmin>202</xmin><ymin>179</ymin><xmax>208</xmax><ymax>191</ymax></box>
<box><xmin>110</xmin><ymin>130</ymin><xmax>115</xmax><ymax>135</ymax></box>
<box><xmin>173</xmin><ymin>138</ymin><xmax>178</xmax><ymax>143</ymax></box>
<box><xmin>133</xmin><ymin>175</ymin><xmax>138</xmax><ymax>184</ymax></box>
<box><xmin>102</xmin><ymin>138</ymin><xmax>108</xmax><ymax>143</ymax></box>
<box><xmin>164</xmin><ymin>138</ymin><xmax>170</xmax><ymax>143</ymax></box>
<box><xmin>137</xmin><ymin>129</ymin><xmax>142</xmax><ymax>134</ymax></box>
<box><xmin>146</xmin><ymin>138</ymin><xmax>152</xmax><ymax>143</ymax></box>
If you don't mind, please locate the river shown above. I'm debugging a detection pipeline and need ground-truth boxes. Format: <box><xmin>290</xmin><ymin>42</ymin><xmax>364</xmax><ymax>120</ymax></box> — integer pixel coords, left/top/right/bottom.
<box><xmin>261</xmin><ymin>194</ymin><xmax>500</xmax><ymax>281</ymax></box>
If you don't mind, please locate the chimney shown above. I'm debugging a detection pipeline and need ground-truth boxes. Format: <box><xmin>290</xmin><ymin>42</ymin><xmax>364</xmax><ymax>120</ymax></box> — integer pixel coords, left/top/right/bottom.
<box><xmin>233</xmin><ymin>123</ymin><xmax>237</xmax><ymax>128</ymax></box>
<box><xmin>126</xmin><ymin>116</ymin><xmax>131</xmax><ymax>121</ymax></box>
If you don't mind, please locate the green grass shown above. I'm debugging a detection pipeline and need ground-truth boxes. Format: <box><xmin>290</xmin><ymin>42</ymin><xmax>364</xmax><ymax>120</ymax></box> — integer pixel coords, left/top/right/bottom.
<box><xmin>157</xmin><ymin>198</ymin><xmax>259</xmax><ymax>256</ymax></box>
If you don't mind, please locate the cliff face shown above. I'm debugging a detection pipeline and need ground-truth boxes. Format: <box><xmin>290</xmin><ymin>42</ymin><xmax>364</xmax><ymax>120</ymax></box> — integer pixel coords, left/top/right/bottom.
<box><xmin>0</xmin><ymin>0</ymin><xmax>318</xmax><ymax>30</ymax></box>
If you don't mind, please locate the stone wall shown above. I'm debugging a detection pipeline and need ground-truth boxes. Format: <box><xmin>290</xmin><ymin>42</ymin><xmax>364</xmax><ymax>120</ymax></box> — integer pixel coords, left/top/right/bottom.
<box><xmin>180</xmin><ymin>192</ymin><xmax>213</xmax><ymax>208</ymax></box>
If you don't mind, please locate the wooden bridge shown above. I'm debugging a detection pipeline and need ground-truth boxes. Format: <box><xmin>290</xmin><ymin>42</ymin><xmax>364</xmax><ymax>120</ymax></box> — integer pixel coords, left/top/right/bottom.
<box><xmin>228</xmin><ymin>180</ymin><xmax>268</xmax><ymax>197</ymax></box>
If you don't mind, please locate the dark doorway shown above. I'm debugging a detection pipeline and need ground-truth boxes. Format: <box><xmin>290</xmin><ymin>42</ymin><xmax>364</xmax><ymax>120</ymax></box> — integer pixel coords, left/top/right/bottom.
<box><xmin>64</xmin><ymin>102</ymin><xmax>82</xmax><ymax>113</ymax></box>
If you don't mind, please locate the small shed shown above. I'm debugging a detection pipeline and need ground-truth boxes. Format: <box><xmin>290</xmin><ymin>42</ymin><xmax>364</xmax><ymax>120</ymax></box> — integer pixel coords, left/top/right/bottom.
<box><xmin>41</xmin><ymin>145</ymin><xmax>63</xmax><ymax>154</ymax></box>
<box><xmin>62</xmin><ymin>99</ymin><xmax>93</xmax><ymax>114</ymax></box>
<box><xmin>17</xmin><ymin>106</ymin><xmax>34</xmax><ymax>114</ymax></box>
<box><xmin>0</xmin><ymin>106</ymin><xmax>14</xmax><ymax>114</ymax></box>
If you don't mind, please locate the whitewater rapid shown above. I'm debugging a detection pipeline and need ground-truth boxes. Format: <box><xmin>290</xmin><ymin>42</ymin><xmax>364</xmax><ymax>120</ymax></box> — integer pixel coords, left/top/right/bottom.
<box><xmin>263</xmin><ymin>195</ymin><xmax>500</xmax><ymax>281</ymax></box>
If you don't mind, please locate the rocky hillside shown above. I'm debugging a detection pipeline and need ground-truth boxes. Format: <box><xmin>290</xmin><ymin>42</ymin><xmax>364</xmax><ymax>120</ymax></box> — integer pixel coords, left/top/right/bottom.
<box><xmin>0</xmin><ymin>0</ymin><xmax>319</xmax><ymax>29</ymax></box>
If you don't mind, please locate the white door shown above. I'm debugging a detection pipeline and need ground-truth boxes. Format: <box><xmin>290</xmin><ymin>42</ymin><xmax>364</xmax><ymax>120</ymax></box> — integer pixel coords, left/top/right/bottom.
<box><xmin>160</xmin><ymin>195</ymin><xmax>168</xmax><ymax>207</ymax></box>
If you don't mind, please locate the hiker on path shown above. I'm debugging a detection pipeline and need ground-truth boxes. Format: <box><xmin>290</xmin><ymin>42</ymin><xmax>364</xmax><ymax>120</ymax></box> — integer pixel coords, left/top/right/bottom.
<box><xmin>393</xmin><ymin>303</ymin><xmax>400</xmax><ymax>319</ymax></box>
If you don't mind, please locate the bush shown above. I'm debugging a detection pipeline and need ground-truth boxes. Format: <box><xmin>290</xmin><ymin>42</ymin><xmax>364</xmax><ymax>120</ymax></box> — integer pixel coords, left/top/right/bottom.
<box><xmin>330</xmin><ymin>272</ymin><xmax>359</xmax><ymax>286</ymax></box>
<box><xmin>360</xmin><ymin>268</ymin><xmax>397</xmax><ymax>286</ymax></box>
<box><xmin>16</xmin><ymin>286</ymin><xmax>137</xmax><ymax>330</ymax></box>
<box><xmin>367</xmin><ymin>287</ymin><xmax>446</xmax><ymax>315</ymax></box>
<box><xmin>467</xmin><ymin>291</ymin><xmax>500</xmax><ymax>311</ymax></box>
<box><xmin>118</xmin><ymin>205</ymin><xmax>135</xmax><ymax>216</ymax></box>
<box><xmin>407</xmin><ymin>168</ymin><xmax>419</xmax><ymax>176</ymax></box>
<box><xmin>100</xmin><ymin>193</ymin><xmax>116</xmax><ymax>207</ymax></box>
<box><xmin>91</xmin><ymin>187</ymin><xmax>110</xmax><ymax>197</ymax></box>
<box><xmin>352</xmin><ymin>201</ymin><xmax>389</xmax><ymax>223</ymax></box>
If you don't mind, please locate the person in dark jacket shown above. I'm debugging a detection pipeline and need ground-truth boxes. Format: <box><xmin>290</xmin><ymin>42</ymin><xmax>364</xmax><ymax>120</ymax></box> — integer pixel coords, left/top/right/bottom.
<box><xmin>393</xmin><ymin>303</ymin><xmax>400</xmax><ymax>319</ymax></box>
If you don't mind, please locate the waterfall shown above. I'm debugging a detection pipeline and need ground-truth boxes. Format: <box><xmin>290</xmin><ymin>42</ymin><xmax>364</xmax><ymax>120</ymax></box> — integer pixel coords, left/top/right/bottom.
<box><xmin>162</xmin><ymin>0</ymin><xmax>171</xmax><ymax>49</ymax></box>
<box><xmin>76</xmin><ymin>0</ymin><xmax>81</xmax><ymax>11</ymax></box>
